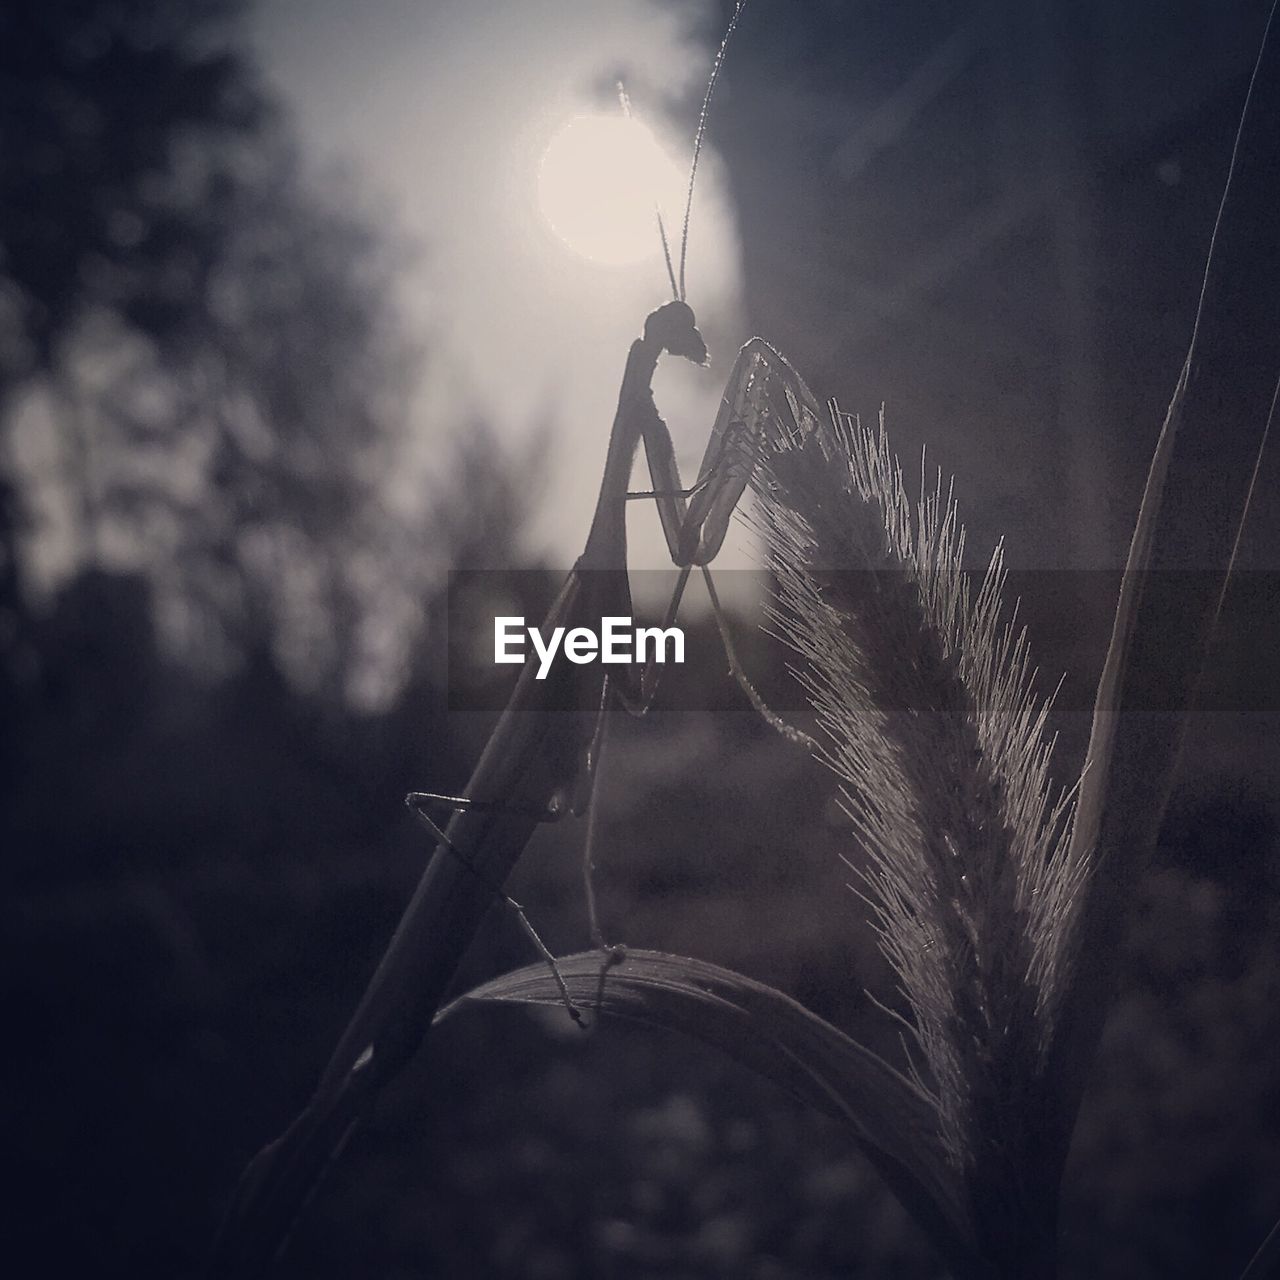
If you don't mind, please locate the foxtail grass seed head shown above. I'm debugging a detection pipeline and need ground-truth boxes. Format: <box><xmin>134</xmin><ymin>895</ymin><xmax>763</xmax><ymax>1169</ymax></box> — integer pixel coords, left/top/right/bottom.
<box><xmin>750</xmin><ymin>402</ymin><xmax>1087</xmax><ymax>1228</ymax></box>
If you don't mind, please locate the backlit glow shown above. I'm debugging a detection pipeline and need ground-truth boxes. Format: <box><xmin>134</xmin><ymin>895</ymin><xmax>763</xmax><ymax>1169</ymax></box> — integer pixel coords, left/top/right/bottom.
<box><xmin>537</xmin><ymin>114</ymin><xmax>684</xmax><ymax>266</ymax></box>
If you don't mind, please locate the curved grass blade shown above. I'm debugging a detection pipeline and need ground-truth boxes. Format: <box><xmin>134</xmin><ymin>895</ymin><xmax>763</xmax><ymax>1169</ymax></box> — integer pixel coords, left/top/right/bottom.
<box><xmin>438</xmin><ymin>948</ymin><xmax>983</xmax><ymax>1277</ymax></box>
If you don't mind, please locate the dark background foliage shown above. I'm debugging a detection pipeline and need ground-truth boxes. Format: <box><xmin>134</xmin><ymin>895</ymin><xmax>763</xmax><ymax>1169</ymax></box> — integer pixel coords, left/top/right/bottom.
<box><xmin>2</xmin><ymin>1</ymin><xmax>1278</xmax><ymax>1277</ymax></box>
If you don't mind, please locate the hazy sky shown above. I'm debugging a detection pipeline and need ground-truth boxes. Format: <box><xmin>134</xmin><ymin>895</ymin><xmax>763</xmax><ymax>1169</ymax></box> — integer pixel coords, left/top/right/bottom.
<box><xmin>251</xmin><ymin>0</ymin><xmax>755</xmax><ymax>573</ymax></box>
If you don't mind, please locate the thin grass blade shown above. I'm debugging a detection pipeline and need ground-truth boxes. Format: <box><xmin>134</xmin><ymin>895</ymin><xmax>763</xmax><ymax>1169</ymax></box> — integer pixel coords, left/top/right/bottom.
<box><xmin>1043</xmin><ymin>0</ymin><xmax>1280</xmax><ymax>1171</ymax></box>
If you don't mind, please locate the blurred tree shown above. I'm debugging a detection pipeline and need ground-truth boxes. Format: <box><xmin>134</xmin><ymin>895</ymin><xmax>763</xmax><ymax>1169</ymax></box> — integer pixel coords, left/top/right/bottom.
<box><xmin>0</xmin><ymin>0</ymin><xmax>259</xmax><ymax>373</ymax></box>
<box><xmin>1</xmin><ymin>0</ymin><xmax>253</xmax><ymax>646</ymax></box>
<box><xmin>0</xmin><ymin>0</ymin><xmax>424</xmax><ymax>708</ymax></box>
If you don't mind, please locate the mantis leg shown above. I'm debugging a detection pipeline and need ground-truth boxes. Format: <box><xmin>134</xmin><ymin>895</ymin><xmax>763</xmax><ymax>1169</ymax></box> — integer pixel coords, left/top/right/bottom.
<box><xmin>405</xmin><ymin>793</ymin><xmax>584</xmax><ymax>1027</ymax></box>
<box><xmin>405</xmin><ymin>792</ymin><xmax>563</xmax><ymax>821</ymax></box>
<box><xmin>625</xmin><ymin>470</ymin><xmax>714</xmax><ymax>503</ymax></box>
<box><xmin>700</xmin><ymin>566</ymin><xmax>815</xmax><ymax>749</ymax></box>
<box><xmin>621</xmin><ymin>339</ymin><xmax>823</xmax><ymax>742</ymax></box>
<box><xmin>639</xmin><ymin>336</ymin><xmax>825</xmax><ymax>569</ymax></box>
<box><xmin>613</xmin><ymin>558</ymin><xmax>813</xmax><ymax>747</ymax></box>
<box><xmin>614</xmin><ymin>565</ymin><xmax>692</xmax><ymax>717</ymax></box>
<box><xmin>578</xmin><ymin>700</ymin><xmax>628</xmax><ymax>1011</ymax></box>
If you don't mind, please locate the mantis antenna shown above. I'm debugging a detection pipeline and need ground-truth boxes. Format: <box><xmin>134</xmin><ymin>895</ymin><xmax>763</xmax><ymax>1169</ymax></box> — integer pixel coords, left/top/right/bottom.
<box><xmin>626</xmin><ymin>0</ymin><xmax>749</xmax><ymax>303</ymax></box>
<box><xmin>677</xmin><ymin>0</ymin><xmax>748</xmax><ymax>302</ymax></box>
<box><xmin>617</xmin><ymin>79</ymin><xmax>680</xmax><ymax>301</ymax></box>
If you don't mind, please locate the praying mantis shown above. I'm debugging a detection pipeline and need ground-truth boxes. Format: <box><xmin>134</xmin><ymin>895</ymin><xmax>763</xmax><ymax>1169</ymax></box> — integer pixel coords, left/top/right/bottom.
<box><xmin>210</xmin><ymin>4</ymin><xmax>824</xmax><ymax>1274</ymax></box>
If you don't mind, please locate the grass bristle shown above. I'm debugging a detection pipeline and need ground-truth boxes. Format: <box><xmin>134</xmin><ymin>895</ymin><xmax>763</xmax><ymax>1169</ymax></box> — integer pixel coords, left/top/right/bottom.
<box><xmin>750</xmin><ymin>403</ymin><xmax>1087</xmax><ymax>1225</ymax></box>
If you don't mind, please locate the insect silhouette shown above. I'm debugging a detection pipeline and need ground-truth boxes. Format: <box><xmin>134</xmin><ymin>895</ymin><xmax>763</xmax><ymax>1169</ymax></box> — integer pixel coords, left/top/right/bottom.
<box><xmin>209</xmin><ymin>4</ymin><xmax>824</xmax><ymax>1274</ymax></box>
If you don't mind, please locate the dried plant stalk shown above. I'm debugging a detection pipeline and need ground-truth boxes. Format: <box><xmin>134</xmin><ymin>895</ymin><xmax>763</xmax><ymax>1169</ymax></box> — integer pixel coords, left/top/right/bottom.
<box><xmin>749</xmin><ymin>405</ymin><xmax>1084</xmax><ymax>1269</ymax></box>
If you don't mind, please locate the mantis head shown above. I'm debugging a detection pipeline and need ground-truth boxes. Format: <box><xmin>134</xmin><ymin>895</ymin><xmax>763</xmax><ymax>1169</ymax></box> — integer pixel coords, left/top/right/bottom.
<box><xmin>645</xmin><ymin>300</ymin><xmax>708</xmax><ymax>366</ymax></box>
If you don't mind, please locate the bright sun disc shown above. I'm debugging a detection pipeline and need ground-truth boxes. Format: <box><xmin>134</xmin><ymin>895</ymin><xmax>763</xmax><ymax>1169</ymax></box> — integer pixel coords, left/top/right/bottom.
<box><xmin>537</xmin><ymin>115</ymin><xmax>680</xmax><ymax>266</ymax></box>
